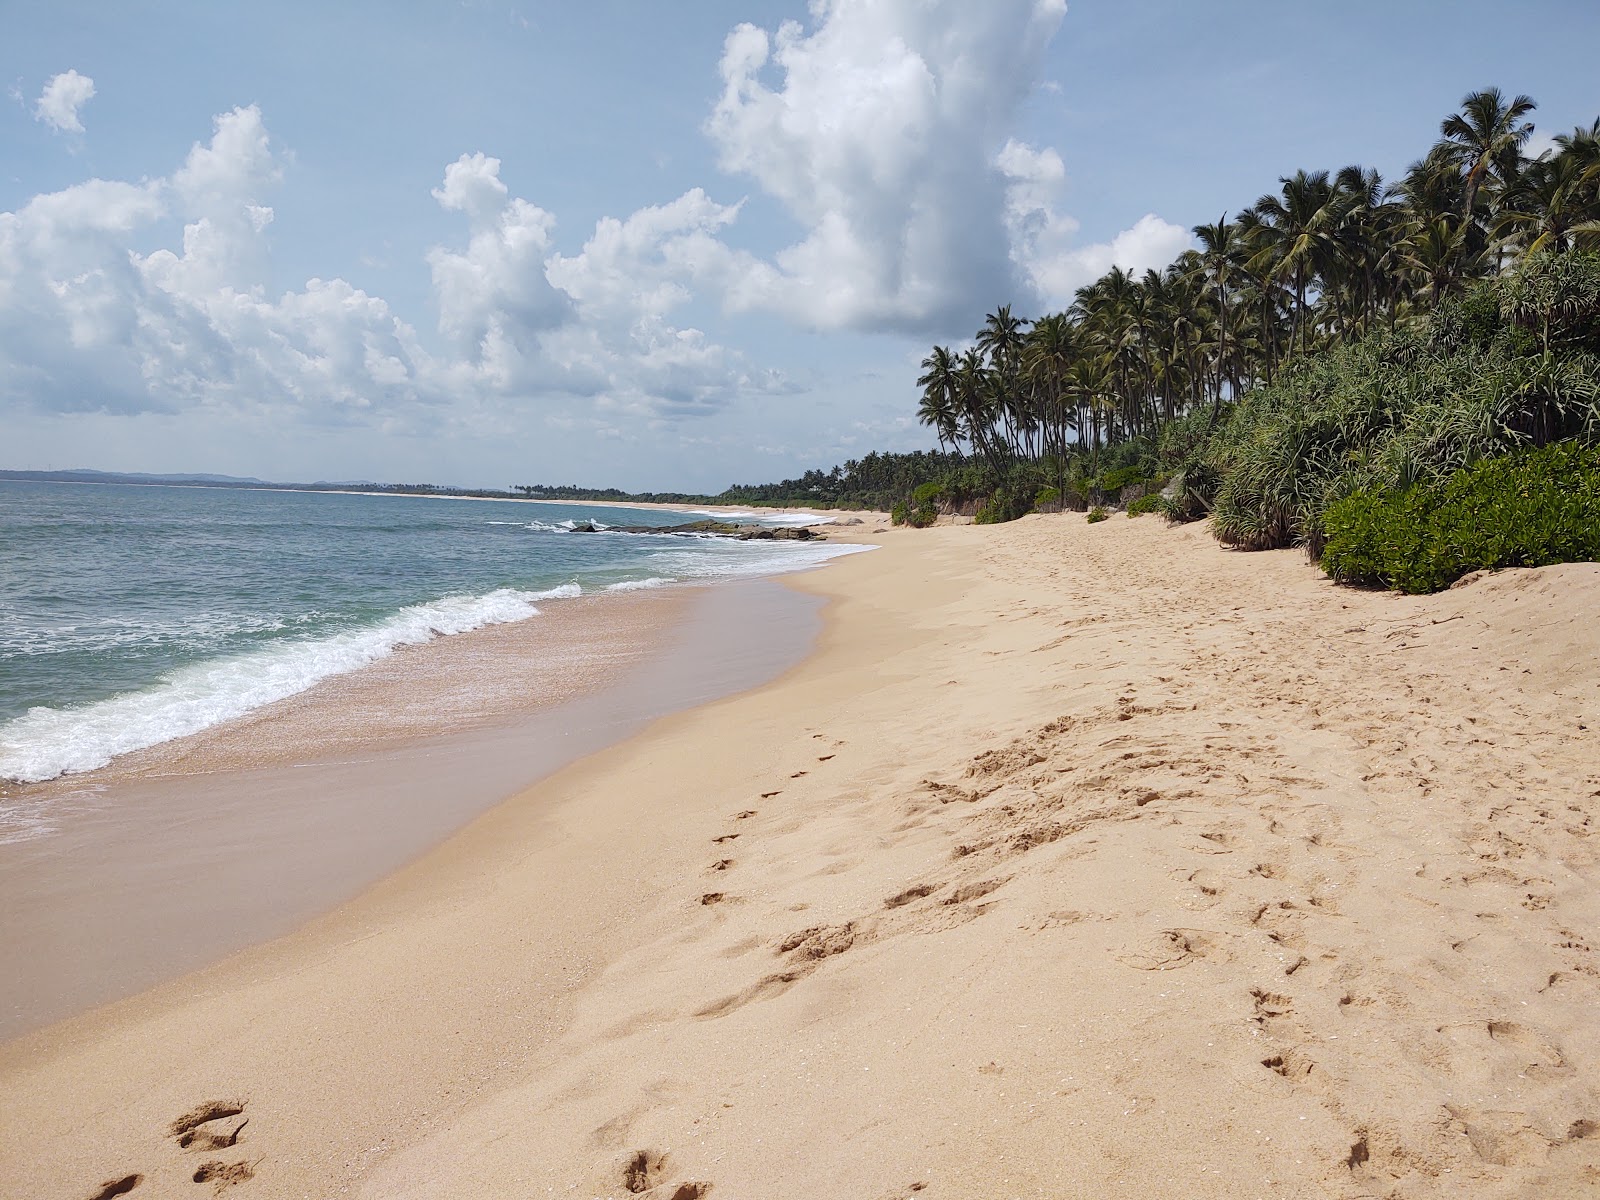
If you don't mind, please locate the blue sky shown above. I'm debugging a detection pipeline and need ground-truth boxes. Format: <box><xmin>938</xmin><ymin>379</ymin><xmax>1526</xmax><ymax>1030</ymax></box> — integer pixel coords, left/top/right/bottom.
<box><xmin>3</xmin><ymin>0</ymin><xmax>1597</xmax><ymax>491</ymax></box>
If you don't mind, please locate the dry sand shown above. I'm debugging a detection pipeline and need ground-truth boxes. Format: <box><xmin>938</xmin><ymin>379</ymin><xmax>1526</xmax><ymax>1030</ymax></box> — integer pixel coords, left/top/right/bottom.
<box><xmin>3</xmin><ymin>514</ymin><xmax>1598</xmax><ymax>1199</ymax></box>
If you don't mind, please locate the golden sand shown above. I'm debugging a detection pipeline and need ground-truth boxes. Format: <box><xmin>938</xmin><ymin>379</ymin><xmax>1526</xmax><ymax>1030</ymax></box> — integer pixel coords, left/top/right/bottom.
<box><xmin>2</xmin><ymin>513</ymin><xmax>1597</xmax><ymax>1199</ymax></box>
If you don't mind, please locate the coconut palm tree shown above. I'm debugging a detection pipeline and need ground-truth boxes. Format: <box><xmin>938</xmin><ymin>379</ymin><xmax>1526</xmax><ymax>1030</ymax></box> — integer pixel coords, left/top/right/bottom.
<box><xmin>1494</xmin><ymin>151</ymin><xmax>1600</xmax><ymax>255</ymax></box>
<box><xmin>1193</xmin><ymin>214</ymin><xmax>1248</xmax><ymax>411</ymax></box>
<box><xmin>1247</xmin><ymin>171</ymin><xmax>1354</xmax><ymax>355</ymax></box>
<box><xmin>915</xmin><ymin>345</ymin><xmax>962</xmax><ymax>454</ymax></box>
<box><xmin>1438</xmin><ymin>87</ymin><xmax>1537</xmax><ymax>224</ymax></box>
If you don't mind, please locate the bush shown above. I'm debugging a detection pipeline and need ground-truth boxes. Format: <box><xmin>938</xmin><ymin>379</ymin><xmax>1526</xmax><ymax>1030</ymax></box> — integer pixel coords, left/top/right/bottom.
<box><xmin>974</xmin><ymin>480</ymin><xmax>1036</xmax><ymax>524</ymax></box>
<box><xmin>1086</xmin><ymin>506</ymin><xmax>1110</xmax><ymax>524</ymax></box>
<box><xmin>1098</xmin><ymin>465</ymin><xmax>1148</xmax><ymax>494</ymax></box>
<box><xmin>1321</xmin><ymin>441</ymin><xmax>1600</xmax><ymax>593</ymax></box>
<box><xmin>1127</xmin><ymin>494</ymin><xmax>1165</xmax><ymax>517</ymax></box>
<box><xmin>1034</xmin><ymin>485</ymin><xmax>1062</xmax><ymax>512</ymax></box>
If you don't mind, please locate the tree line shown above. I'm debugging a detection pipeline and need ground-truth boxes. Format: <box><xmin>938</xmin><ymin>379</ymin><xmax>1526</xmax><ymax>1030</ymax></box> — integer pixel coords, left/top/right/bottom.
<box><xmin>914</xmin><ymin>88</ymin><xmax>1599</xmax><ymax>502</ymax></box>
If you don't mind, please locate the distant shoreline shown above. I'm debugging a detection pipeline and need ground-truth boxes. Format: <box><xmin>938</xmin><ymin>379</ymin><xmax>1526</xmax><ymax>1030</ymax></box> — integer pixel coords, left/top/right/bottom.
<box><xmin>0</xmin><ymin>472</ymin><xmax>863</xmax><ymax>520</ymax></box>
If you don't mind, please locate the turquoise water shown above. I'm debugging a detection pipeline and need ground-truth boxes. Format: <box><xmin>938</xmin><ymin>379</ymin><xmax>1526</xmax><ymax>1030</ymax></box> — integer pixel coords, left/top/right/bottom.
<box><xmin>0</xmin><ymin>481</ymin><xmax>864</xmax><ymax>783</ymax></box>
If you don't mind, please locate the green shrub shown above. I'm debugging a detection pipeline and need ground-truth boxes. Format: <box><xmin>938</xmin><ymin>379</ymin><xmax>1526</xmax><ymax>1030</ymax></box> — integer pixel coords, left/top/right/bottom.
<box><xmin>1034</xmin><ymin>485</ymin><xmax>1062</xmax><ymax>511</ymax></box>
<box><xmin>1321</xmin><ymin>441</ymin><xmax>1600</xmax><ymax>593</ymax></box>
<box><xmin>911</xmin><ymin>481</ymin><xmax>944</xmax><ymax>506</ymax></box>
<box><xmin>974</xmin><ymin>480</ymin><xmax>1036</xmax><ymax>524</ymax></box>
<box><xmin>889</xmin><ymin>500</ymin><xmax>909</xmax><ymax>526</ymax></box>
<box><xmin>1127</xmin><ymin>494</ymin><xmax>1165</xmax><ymax>517</ymax></box>
<box><xmin>1098</xmin><ymin>465</ymin><xmax>1147</xmax><ymax>493</ymax></box>
<box><xmin>1086</xmin><ymin>506</ymin><xmax>1110</xmax><ymax>524</ymax></box>
<box><xmin>1200</xmin><ymin>254</ymin><xmax>1600</xmax><ymax>554</ymax></box>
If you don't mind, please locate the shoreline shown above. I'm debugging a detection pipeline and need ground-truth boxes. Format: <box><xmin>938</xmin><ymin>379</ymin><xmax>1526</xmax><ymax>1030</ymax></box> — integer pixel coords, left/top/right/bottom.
<box><xmin>0</xmin><ymin>577</ymin><xmax>824</xmax><ymax>1040</ymax></box>
<box><xmin>3</xmin><ymin>516</ymin><xmax>1596</xmax><ymax>1198</ymax></box>
<box><xmin>0</xmin><ymin>475</ymin><xmax>876</xmax><ymax>522</ymax></box>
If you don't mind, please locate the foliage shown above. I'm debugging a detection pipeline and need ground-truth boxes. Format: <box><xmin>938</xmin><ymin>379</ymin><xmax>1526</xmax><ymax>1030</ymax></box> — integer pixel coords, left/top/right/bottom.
<box><xmin>1127</xmin><ymin>494</ymin><xmax>1166</xmax><ymax>517</ymax></box>
<box><xmin>1172</xmin><ymin>252</ymin><xmax>1600</xmax><ymax>552</ymax></box>
<box><xmin>1320</xmin><ymin>441</ymin><xmax>1600</xmax><ymax>592</ymax></box>
<box><xmin>1085</xmin><ymin>506</ymin><xmax>1110</xmax><ymax>524</ymax></box>
<box><xmin>894</xmin><ymin>90</ymin><xmax>1599</xmax><ymax>546</ymax></box>
<box><xmin>974</xmin><ymin>480</ymin><xmax>1037</xmax><ymax>524</ymax></box>
<box><xmin>1098</xmin><ymin>465</ymin><xmax>1149</xmax><ymax>493</ymax></box>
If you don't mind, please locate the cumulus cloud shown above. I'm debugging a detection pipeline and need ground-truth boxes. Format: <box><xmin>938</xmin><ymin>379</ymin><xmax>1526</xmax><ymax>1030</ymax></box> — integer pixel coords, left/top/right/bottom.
<box><xmin>425</xmin><ymin>153</ymin><xmax>572</xmax><ymax>368</ymax></box>
<box><xmin>34</xmin><ymin>69</ymin><xmax>95</xmax><ymax>134</ymax></box>
<box><xmin>421</xmin><ymin>155</ymin><xmax>785</xmax><ymax>419</ymax></box>
<box><xmin>2</xmin><ymin>4</ymin><xmax>1197</xmax><ymax>463</ymax></box>
<box><xmin>0</xmin><ymin>106</ymin><xmax>783</xmax><ymax>432</ymax></box>
<box><xmin>1</xmin><ymin>107</ymin><xmax>430</xmax><ymax>420</ymax></box>
<box><xmin>705</xmin><ymin>0</ymin><xmax>1067</xmax><ymax>333</ymax></box>
<box><xmin>1000</xmin><ymin>138</ymin><xmax>1192</xmax><ymax>305</ymax></box>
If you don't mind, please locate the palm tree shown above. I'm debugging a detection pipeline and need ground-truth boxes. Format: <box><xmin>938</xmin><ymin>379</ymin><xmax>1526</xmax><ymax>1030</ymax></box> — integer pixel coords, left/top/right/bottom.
<box><xmin>1494</xmin><ymin>151</ymin><xmax>1600</xmax><ymax>256</ymax></box>
<box><xmin>1246</xmin><ymin>170</ymin><xmax>1351</xmax><ymax>355</ymax></box>
<box><xmin>1023</xmin><ymin>312</ymin><xmax>1079</xmax><ymax>488</ymax></box>
<box><xmin>1193</xmin><ymin>214</ymin><xmax>1247</xmax><ymax>412</ymax></box>
<box><xmin>1438</xmin><ymin>87</ymin><xmax>1537</xmax><ymax>224</ymax></box>
<box><xmin>915</xmin><ymin>345</ymin><xmax>962</xmax><ymax>454</ymax></box>
<box><xmin>1401</xmin><ymin>215</ymin><xmax>1482</xmax><ymax>306</ymax></box>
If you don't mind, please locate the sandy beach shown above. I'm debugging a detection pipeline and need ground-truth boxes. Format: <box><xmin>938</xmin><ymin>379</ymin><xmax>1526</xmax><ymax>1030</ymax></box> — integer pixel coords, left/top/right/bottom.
<box><xmin>3</xmin><ymin>513</ymin><xmax>1598</xmax><ymax>1199</ymax></box>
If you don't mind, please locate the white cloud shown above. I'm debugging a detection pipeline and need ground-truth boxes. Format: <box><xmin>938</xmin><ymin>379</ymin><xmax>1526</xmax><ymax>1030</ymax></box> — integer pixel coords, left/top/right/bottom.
<box><xmin>705</xmin><ymin>0</ymin><xmax>1068</xmax><ymax>332</ymax></box>
<box><xmin>1</xmin><ymin>107</ymin><xmax>428</xmax><ymax>420</ymax></box>
<box><xmin>0</xmin><ymin>110</ymin><xmax>785</xmax><ymax>433</ymax></box>
<box><xmin>425</xmin><ymin>153</ymin><xmax>572</xmax><ymax>369</ymax></box>
<box><xmin>2</xmin><ymin>5</ymin><xmax>1197</xmax><ymax>471</ymax></box>
<box><xmin>34</xmin><ymin>69</ymin><xmax>95</xmax><ymax>135</ymax></box>
<box><xmin>1000</xmin><ymin>139</ymin><xmax>1193</xmax><ymax>305</ymax></box>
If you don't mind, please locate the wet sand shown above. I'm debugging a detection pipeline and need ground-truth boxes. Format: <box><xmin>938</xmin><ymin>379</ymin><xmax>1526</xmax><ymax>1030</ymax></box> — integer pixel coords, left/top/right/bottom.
<box><xmin>0</xmin><ymin>579</ymin><xmax>824</xmax><ymax>1039</ymax></box>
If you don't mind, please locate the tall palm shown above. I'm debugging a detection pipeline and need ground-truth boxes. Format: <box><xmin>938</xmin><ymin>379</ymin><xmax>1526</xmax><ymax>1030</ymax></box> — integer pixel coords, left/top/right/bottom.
<box><xmin>915</xmin><ymin>345</ymin><xmax>962</xmax><ymax>454</ymax></box>
<box><xmin>1246</xmin><ymin>170</ymin><xmax>1351</xmax><ymax>355</ymax></box>
<box><xmin>1193</xmin><ymin>214</ymin><xmax>1247</xmax><ymax>410</ymax></box>
<box><xmin>1023</xmin><ymin>313</ymin><xmax>1078</xmax><ymax>482</ymax></box>
<box><xmin>1438</xmin><ymin>87</ymin><xmax>1537</xmax><ymax>223</ymax></box>
<box><xmin>1494</xmin><ymin>151</ymin><xmax>1600</xmax><ymax>255</ymax></box>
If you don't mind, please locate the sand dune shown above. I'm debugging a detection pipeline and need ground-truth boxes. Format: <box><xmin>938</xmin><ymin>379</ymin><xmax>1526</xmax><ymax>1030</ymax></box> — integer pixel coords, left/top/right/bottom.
<box><xmin>3</xmin><ymin>514</ymin><xmax>1597</xmax><ymax>1199</ymax></box>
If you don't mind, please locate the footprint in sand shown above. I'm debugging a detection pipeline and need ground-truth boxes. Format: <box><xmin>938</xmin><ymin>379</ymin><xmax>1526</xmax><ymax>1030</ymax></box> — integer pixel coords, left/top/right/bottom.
<box><xmin>1114</xmin><ymin>929</ymin><xmax>1214</xmax><ymax>971</ymax></box>
<box><xmin>192</xmin><ymin>1161</ymin><xmax>255</xmax><ymax>1193</ymax></box>
<box><xmin>884</xmin><ymin>883</ymin><xmax>940</xmax><ymax>909</ymax></box>
<box><xmin>169</xmin><ymin>1100</ymin><xmax>254</xmax><ymax>1194</ymax></box>
<box><xmin>169</xmin><ymin>1100</ymin><xmax>248</xmax><ymax>1152</ymax></box>
<box><xmin>87</xmin><ymin>1177</ymin><xmax>143</xmax><ymax>1200</ymax></box>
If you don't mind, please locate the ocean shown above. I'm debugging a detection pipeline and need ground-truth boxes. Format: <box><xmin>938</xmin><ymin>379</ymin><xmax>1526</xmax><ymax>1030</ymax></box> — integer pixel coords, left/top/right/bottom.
<box><xmin>0</xmin><ymin>480</ymin><xmax>868</xmax><ymax>787</ymax></box>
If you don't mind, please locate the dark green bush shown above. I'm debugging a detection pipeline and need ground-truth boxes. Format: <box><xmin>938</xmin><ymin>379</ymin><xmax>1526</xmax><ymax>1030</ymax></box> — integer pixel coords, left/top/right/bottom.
<box><xmin>1098</xmin><ymin>465</ymin><xmax>1148</xmax><ymax>494</ymax></box>
<box><xmin>1321</xmin><ymin>441</ymin><xmax>1600</xmax><ymax>593</ymax></box>
<box><xmin>1127</xmin><ymin>494</ymin><xmax>1165</xmax><ymax>517</ymax></box>
<box><xmin>974</xmin><ymin>480</ymin><xmax>1036</xmax><ymax>524</ymax></box>
<box><xmin>1086</xmin><ymin>506</ymin><xmax>1110</xmax><ymax>524</ymax></box>
<box><xmin>1034</xmin><ymin>485</ymin><xmax>1062</xmax><ymax>511</ymax></box>
<box><xmin>1194</xmin><ymin>253</ymin><xmax>1600</xmax><ymax>553</ymax></box>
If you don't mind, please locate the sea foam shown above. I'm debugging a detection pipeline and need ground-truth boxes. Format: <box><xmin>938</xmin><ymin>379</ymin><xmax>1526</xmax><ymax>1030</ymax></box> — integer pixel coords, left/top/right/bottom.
<box><xmin>0</xmin><ymin>584</ymin><xmax>580</xmax><ymax>784</ymax></box>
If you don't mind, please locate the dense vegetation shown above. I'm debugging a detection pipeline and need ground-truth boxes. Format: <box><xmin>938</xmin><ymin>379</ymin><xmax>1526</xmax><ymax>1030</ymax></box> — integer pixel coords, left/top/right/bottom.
<box><xmin>1320</xmin><ymin>441</ymin><xmax>1600</xmax><ymax>593</ymax></box>
<box><xmin>888</xmin><ymin>88</ymin><xmax>1600</xmax><ymax>590</ymax></box>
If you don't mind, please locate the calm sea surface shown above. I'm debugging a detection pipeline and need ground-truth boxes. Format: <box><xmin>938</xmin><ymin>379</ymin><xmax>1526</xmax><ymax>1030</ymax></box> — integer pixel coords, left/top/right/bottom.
<box><xmin>0</xmin><ymin>481</ymin><xmax>865</xmax><ymax>784</ymax></box>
